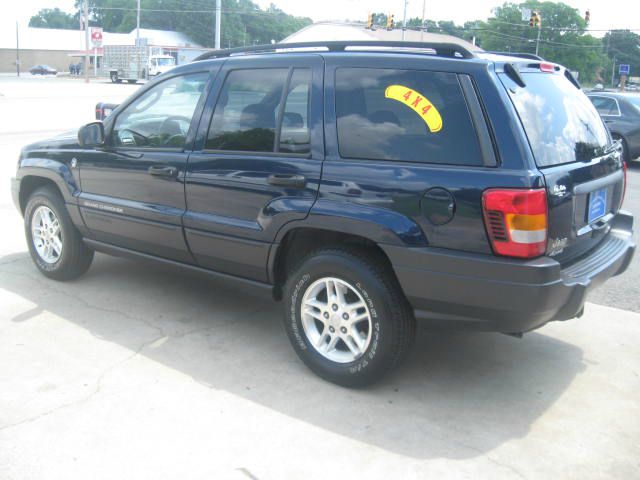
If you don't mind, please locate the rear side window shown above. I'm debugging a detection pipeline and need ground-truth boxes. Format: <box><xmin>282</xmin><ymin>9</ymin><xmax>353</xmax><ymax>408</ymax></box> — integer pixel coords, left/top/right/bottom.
<box><xmin>206</xmin><ymin>68</ymin><xmax>311</xmax><ymax>154</ymax></box>
<box><xmin>589</xmin><ymin>96</ymin><xmax>620</xmax><ymax>116</ymax></box>
<box><xmin>335</xmin><ymin>68</ymin><xmax>484</xmax><ymax>166</ymax></box>
<box><xmin>501</xmin><ymin>72</ymin><xmax>610</xmax><ymax>167</ymax></box>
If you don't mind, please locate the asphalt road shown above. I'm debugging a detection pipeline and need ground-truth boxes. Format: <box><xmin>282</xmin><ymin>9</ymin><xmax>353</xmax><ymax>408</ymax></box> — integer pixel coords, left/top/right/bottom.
<box><xmin>1</xmin><ymin>76</ymin><xmax>639</xmax><ymax>479</ymax></box>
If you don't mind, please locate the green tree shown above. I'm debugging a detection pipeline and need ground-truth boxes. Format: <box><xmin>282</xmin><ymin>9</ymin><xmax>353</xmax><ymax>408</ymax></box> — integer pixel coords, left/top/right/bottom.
<box><xmin>66</xmin><ymin>0</ymin><xmax>311</xmax><ymax>48</ymax></box>
<box><xmin>474</xmin><ymin>2</ymin><xmax>607</xmax><ymax>82</ymax></box>
<box><xmin>603</xmin><ymin>30</ymin><xmax>640</xmax><ymax>79</ymax></box>
<box><xmin>29</xmin><ymin>8</ymin><xmax>79</xmax><ymax>29</ymax></box>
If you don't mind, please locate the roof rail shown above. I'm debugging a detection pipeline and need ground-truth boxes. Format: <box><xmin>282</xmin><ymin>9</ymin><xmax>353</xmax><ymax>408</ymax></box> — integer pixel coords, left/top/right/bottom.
<box><xmin>194</xmin><ymin>40</ymin><xmax>477</xmax><ymax>61</ymax></box>
<box><xmin>486</xmin><ymin>51</ymin><xmax>544</xmax><ymax>61</ymax></box>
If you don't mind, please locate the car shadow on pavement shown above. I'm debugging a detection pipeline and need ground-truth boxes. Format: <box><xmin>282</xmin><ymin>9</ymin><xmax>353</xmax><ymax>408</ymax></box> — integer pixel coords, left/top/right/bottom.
<box><xmin>1</xmin><ymin>251</ymin><xmax>586</xmax><ymax>460</ymax></box>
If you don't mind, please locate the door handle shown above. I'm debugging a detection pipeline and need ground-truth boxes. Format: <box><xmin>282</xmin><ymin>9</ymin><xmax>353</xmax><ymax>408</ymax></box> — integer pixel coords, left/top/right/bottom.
<box><xmin>148</xmin><ymin>165</ymin><xmax>178</xmax><ymax>178</ymax></box>
<box><xmin>267</xmin><ymin>173</ymin><xmax>306</xmax><ymax>188</ymax></box>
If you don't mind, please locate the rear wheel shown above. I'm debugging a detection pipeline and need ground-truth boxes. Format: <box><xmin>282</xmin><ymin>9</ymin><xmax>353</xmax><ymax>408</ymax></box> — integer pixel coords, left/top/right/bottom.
<box><xmin>283</xmin><ymin>248</ymin><xmax>415</xmax><ymax>387</ymax></box>
<box><xmin>24</xmin><ymin>187</ymin><xmax>93</xmax><ymax>281</ymax></box>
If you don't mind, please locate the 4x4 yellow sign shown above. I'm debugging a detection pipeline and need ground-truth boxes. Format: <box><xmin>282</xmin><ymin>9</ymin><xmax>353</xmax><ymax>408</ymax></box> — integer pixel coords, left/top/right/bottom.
<box><xmin>384</xmin><ymin>85</ymin><xmax>443</xmax><ymax>133</ymax></box>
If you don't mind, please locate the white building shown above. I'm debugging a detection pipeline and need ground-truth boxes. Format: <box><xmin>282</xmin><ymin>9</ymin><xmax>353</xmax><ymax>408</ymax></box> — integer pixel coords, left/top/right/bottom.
<box><xmin>0</xmin><ymin>26</ymin><xmax>203</xmax><ymax>73</ymax></box>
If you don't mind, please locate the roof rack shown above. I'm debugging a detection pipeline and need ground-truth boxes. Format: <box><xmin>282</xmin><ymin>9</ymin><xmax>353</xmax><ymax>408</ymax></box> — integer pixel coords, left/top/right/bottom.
<box><xmin>194</xmin><ymin>40</ymin><xmax>477</xmax><ymax>62</ymax></box>
<box><xmin>486</xmin><ymin>51</ymin><xmax>544</xmax><ymax>61</ymax></box>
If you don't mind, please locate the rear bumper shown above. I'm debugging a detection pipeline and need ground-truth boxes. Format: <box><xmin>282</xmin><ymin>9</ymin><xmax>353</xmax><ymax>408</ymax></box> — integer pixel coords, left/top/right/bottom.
<box><xmin>383</xmin><ymin>211</ymin><xmax>635</xmax><ymax>333</ymax></box>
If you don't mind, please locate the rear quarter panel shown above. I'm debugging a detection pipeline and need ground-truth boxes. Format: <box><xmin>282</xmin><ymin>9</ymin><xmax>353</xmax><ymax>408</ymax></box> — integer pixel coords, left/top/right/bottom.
<box><xmin>319</xmin><ymin>54</ymin><xmax>543</xmax><ymax>253</ymax></box>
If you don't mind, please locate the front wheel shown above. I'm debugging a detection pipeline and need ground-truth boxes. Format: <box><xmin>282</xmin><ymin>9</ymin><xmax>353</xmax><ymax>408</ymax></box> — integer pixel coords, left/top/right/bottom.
<box><xmin>24</xmin><ymin>187</ymin><xmax>94</xmax><ymax>281</ymax></box>
<box><xmin>283</xmin><ymin>248</ymin><xmax>415</xmax><ymax>387</ymax></box>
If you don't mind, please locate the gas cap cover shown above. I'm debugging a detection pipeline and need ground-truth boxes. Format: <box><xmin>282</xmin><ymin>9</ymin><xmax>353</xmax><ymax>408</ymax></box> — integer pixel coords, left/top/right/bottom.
<box><xmin>421</xmin><ymin>188</ymin><xmax>456</xmax><ymax>225</ymax></box>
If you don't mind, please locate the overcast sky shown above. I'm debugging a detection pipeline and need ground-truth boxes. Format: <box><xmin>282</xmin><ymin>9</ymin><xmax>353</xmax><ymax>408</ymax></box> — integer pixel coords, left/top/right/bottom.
<box><xmin>4</xmin><ymin>0</ymin><xmax>639</xmax><ymax>35</ymax></box>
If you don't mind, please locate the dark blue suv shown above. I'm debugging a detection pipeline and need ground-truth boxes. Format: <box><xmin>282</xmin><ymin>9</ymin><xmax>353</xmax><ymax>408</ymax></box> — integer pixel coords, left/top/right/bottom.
<box><xmin>11</xmin><ymin>42</ymin><xmax>635</xmax><ymax>386</ymax></box>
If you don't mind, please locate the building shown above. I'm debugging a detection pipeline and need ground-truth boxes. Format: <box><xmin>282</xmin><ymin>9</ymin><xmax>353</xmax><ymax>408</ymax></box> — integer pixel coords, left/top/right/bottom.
<box><xmin>0</xmin><ymin>26</ymin><xmax>203</xmax><ymax>74</ymax></box>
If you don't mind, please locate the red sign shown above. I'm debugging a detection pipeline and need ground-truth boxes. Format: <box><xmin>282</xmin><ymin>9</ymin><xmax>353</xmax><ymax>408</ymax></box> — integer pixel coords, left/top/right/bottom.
<box><xmin>91</xmin><ymin>27</ymin><xmax>103</xmax><ymax>47</ymax></box>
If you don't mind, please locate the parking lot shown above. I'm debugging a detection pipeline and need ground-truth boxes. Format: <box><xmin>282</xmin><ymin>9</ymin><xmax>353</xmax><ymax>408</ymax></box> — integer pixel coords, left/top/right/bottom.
<box><xmin>1</xmin><ymin>76</ymin><xmax>639</xmax><ymax>479</ymax></box>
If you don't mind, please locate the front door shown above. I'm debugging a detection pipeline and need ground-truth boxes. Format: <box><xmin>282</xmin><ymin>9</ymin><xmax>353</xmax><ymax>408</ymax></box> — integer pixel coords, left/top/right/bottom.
<box><xmin>185</xmin><ymin>55</ymin><xmax>324</xmax><ymax>281</ymax></box>
<box><xmin>78</xmin><ymin>70</ymin><xmax>212</xmax><ymax>262</ymax></box>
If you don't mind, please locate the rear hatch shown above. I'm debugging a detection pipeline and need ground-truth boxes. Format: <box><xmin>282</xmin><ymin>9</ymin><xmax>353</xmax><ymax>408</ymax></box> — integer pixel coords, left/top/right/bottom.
<box><xmin>499</xmin><ymin>63</ymin><xmax>625</xmax><ymax>264</ymax></box>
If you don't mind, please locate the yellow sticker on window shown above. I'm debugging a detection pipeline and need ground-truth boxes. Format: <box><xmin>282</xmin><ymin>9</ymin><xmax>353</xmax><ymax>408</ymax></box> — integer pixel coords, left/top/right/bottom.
<box><xmin>384</xmin><ymin>85</ymin><xmax>443</xmax><ymax>133</ymax></box>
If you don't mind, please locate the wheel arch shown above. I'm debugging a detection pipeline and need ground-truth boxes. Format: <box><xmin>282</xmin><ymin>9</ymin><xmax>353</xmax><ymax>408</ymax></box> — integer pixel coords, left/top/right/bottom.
<box><xmin>18</xmin><ymin>175</ymin><xmax>67</xmax><ymax>214</ymax></box>
<box><xmin>269</xmin><ymin>226</ymin><xmax>405</xmax><ymax>301</ymax></box>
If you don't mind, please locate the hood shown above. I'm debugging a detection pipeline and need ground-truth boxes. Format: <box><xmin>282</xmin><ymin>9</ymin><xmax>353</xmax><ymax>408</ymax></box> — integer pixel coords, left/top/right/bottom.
<box><xmin>23</xmin><ymin>129</ymin><xmax>80</xmax><ymax>152</ymax></box>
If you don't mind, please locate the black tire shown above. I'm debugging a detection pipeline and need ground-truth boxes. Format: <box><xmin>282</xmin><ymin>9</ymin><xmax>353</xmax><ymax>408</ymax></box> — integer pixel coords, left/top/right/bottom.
<box><xmin>24</xmin><ymin>186</ymin><xmax>94</xmax><ymax>281</ymax></box>
<box><xmin>283</xmin><ymin>248</ymin><xmax>415</xmax><ymax>387</ymax></box>
<box><xmin>110</xmin><ymin>72</ymin><xmax>118</xmax><ymax>83</ymax></box>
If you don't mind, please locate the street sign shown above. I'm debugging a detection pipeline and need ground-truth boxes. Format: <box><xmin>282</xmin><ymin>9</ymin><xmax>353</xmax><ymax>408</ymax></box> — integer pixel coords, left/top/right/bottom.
<box><xmin>91</xmin><ymin>27</ymin><xmax>103</xmax><ymax>48</ymax></box>
<box><xmin>521</xmin><ymin>7</ymin><xmax>531</xmax><ymax>22</ymax></box>
<box><xmin>619</xmin><ymin>64</ymin><xmax>630</xmax><ymax>75</ymax></box>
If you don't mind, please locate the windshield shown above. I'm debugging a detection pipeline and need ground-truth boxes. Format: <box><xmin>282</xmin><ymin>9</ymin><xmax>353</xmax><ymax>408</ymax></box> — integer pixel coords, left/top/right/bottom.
<box><xmin>155</xmin><ymin>57</ymin><xmax>175</xmax><ymax>67</ymax></box>
<box><xmin>500</xmin><ymin>72</ymin><xmax>610</xmax><ymax>167</ymax></box>
<box><xmin>626</xmin><ymin>95</ymin><xmax>640</xmax><ymax>114</ymax></box>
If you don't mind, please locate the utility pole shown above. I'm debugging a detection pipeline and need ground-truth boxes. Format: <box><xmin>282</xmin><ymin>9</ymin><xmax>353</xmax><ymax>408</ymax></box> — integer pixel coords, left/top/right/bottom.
<box><xmin>611</xmin><ymin>56</ymin><xmax>617</xmax><ymax>88</ymax></box>
<box><xmin>420</xmin><ymin>0</ymin><xmax>426</xmax><ymax>42</ymax></box>
<box><xmin>136</xmin><ymin>0</ymin><xmax>141</xmax><ymax>44</ymax></box>
<box><xmin>136</xmin><ymin>0</ymin><xmax>141</xmax><ymax>79</ymax></box>
<box><xmin>401</xmin><ymin>0</ymin><xmax>408</xmax><ymax>41</ymax></box>
<box><xmin>84</xmin><ymin>0</ymin><xmax>90</xmax><ymax>83</ymax></box>
<box><xmin>215</xmin><ymin>0</ymin><xmax>221</xmax><ymax>49</ymax></box>
<box><xmin>15</xmin><ymin>22</ymin><xmax>20</xmax><ymax>77</ymax></box>
<box><xmin>535</xmin><ymin>24</ymin><xmax>541</xmax><ymax>56</ymax></box>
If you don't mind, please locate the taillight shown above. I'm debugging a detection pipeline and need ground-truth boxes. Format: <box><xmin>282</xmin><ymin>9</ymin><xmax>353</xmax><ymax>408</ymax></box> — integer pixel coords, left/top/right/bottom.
<box><xmin>482</xmin><ymin>189</ymin><xmax>548</xmax><ymax>259</ymax></box>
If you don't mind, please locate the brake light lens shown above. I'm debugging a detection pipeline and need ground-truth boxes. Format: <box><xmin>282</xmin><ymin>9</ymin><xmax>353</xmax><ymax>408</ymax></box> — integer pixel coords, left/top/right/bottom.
<box><xmin>540</xmin><ymin>62</ymin><xmax>555</xmax><ymax>73</ymax></box>
<box><xmin>482</xmin><ymin>189</ymin><xmax>548</xmax><ymax>258</ymax></box>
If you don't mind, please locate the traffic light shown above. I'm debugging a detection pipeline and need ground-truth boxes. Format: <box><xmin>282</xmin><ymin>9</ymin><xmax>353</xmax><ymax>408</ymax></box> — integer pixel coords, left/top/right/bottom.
<box><xmin>585</xmin><ymin>9</ymin><xmax>590</xmax><ymax>25</ymax></box>
<box><xmin>529</xmin><ymin>11</ymin><xmax>541</xmax><ymax>27</ymax></box>
<box><xmin>387</xmin><ymin>14</ymin><xmax>395</xmax><ymax>30</ymax></box>
<box><xmin>367</xmin><ymin>13</ymin><xmax>374</xmax><ymax>29</ymax></box>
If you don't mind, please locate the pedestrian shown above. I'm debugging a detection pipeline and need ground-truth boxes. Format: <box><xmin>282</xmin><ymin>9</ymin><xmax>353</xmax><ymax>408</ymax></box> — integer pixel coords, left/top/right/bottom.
<box><xmin>76</xmin><ymin>63</ymin><xmax>82</xmax><ymax>75</ymax></box>
<box><xmin>69</xmin><ymin>63</ymin><xmax>75</xmax><ymax>75</ymax></box>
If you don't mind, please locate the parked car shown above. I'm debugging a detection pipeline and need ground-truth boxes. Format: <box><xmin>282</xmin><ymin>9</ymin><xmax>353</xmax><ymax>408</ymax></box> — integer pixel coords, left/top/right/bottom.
<box><xmin>29</xmin><ymin>64</ymin><xmax>57</xmax><ymax>75</ymax></box>
<box><xmin>588</xmin><ymin>92</ymin><xmax>640</xmax><ymax>163</ymax></box>
<box><xmin>11</xmin><ymin>41</ymin><xmax>635</xmax><ymax>387</ymax></box>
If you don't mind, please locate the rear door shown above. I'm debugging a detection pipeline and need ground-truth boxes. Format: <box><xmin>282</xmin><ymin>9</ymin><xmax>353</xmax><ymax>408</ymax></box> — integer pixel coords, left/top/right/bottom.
<box><xmin>184</xmin><ymin>54</ymin><xmax>324</xmax><ymax>281</ymax></box>
<box><xmin>500</xmin><ymin>67</ymin><xmax>625</xmax><ymax>262</ymax></box>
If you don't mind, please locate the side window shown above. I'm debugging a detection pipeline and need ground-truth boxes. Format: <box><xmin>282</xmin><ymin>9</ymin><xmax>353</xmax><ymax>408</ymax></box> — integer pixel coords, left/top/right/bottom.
<box><xmin>113</xmin><ymin>73</ymin><xmax>209</xmax><ymax>149</ymax></box>
<box><xmin>590</xmin><ymin>96</ymin><xmax>619</xmax><ymax>116</ymax></box>
<box><xmin>206</xmin><ymin>67</ymin><xmax>311</xmax><ymax>154</ymax></box>
<box><xmin>335</xmin><ymin>68</ymin><xmax>484</xmax><ymax>166</ymax></box>
<box><xmin>280</xmin><ymin>69</ymin><xmax>311</xmax><ymax>154</ymax></box>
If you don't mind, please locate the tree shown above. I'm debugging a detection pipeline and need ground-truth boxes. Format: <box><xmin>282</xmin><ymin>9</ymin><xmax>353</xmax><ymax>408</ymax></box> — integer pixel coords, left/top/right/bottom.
<box><xmin>29</xmin><ymin>8</ymin><xmax>79</xmax><ymax>30</ymax></box>
<box><xmin>603</xmin><ymin>30</ymin><xmax>640</xmax><ymax>79</ymax></box>
<box><xmin>63</xmin><ymin>0</ymin><xmax>311</xmax><ymax>48</ymax></box>
<box><xmin>473</xmin><ymin>2</ymin><xmax>608</xmax><ymax>83</ymax></box>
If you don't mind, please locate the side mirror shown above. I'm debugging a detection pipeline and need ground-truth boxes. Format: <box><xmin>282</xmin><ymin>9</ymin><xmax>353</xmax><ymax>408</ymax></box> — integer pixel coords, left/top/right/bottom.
<box><xmin>78</xmin><ymin>121</ymin><xmax>105</xmax><ymax>147</ymax></box>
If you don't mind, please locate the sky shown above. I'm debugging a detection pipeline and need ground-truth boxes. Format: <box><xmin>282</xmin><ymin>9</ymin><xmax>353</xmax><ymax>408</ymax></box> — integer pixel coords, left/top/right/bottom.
<box><xmin>4</xmin><ymin>0</ymin><xmax>640</xmax><ymax>35</ymax></box>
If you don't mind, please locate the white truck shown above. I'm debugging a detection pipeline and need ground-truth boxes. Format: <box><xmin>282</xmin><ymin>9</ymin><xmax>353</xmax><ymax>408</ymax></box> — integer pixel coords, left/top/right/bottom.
<box><xmin>103</xmin><ymin>45</ymin><xmax>176</xmax><ymax>84</ymax></box>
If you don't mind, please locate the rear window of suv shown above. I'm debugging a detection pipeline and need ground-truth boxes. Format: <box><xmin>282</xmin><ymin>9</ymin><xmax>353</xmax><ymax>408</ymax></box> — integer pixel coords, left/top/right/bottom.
<box><xmin>335</xmin><ymin>68</ymin><xmax>484</xmax><ymax>166</ymax></box>
<box><xmin>500</xmin><ymin>72</ymin><xmax>610</xmax><ymax>167</ymax></box>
